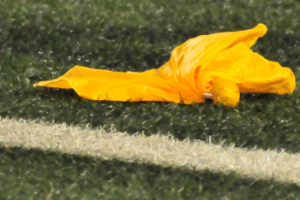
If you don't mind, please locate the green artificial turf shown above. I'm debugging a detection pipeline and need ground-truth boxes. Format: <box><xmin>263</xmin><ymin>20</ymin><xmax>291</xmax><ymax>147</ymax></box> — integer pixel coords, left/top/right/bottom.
<box><xmin>1</xmin><ymin>146</ymin><xmax>300</xmax><ymax>200</ymax></box>
<box><xmin>1</xmin><ymin>0</ymin><xmax>300</xmax><ymax>198</ymax></box>
<box><xmin>1</xmin><ymin>0</ymin><xmax>300</xmax><ymax>152</ymax></box>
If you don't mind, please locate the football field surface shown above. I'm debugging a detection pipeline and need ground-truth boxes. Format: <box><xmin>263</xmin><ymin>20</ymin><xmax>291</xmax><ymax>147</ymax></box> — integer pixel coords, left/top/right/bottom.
<box><xmin>1</xmin><ymin>0</ymin><xmax>300</xmax><ymax>199</ymax></box>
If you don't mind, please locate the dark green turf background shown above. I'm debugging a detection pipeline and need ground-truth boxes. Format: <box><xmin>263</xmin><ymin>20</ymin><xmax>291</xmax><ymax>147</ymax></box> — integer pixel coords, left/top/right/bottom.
<box><xmin>1</xmin><ymin>0</ymin><xmax>300</xmax><ymax>199</ymax></box>
<box><xmin>1</xmin><ymin>0</ymin><xmax>300</xmax><ymax>152</ymax></box>
<box><xmin>1</xmin><ymin>146</ymin><xmax>300</xmax><ymax>200</ymax></box>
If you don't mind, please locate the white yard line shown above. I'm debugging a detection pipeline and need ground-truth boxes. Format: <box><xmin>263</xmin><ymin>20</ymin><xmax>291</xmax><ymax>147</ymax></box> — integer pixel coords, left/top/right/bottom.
<box><xmin>0</xmin><ymin>118</ymin><xmax>300</xmax><ymax>185</ymax></box>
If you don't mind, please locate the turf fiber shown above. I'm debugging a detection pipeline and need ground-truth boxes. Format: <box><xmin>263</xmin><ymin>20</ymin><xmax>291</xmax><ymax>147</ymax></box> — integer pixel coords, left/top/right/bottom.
<box><xmin>2</xmin><ymin>146</ymin><xmax>300</xmax><ymax>200</ymax></box>
<box><xmin>1</xmin><ymin>0</ymin><xmax>300</xmax><ymax>199</ymax></box>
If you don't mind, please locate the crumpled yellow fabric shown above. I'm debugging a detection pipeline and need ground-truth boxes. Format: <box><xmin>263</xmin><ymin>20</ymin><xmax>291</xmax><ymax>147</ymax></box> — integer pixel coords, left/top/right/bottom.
<box><xmin>34</xmin><ymin>23</ymin><xmax>295</xmax><ymax>106</ymax></box>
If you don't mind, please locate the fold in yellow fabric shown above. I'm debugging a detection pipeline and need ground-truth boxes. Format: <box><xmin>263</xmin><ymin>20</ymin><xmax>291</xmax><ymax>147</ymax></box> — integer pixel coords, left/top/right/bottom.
<box><xmin>33</xmin><ymin>23</ymin><xmax>296</xmax><ymax>106</ymax></box>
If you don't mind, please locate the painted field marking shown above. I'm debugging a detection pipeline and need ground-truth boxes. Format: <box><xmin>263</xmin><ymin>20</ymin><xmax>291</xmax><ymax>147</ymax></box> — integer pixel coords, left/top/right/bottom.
<box><xmin>0</xmin><ymin>118</ymin><xmax>299</xmax><ymax>185</ymax></box>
